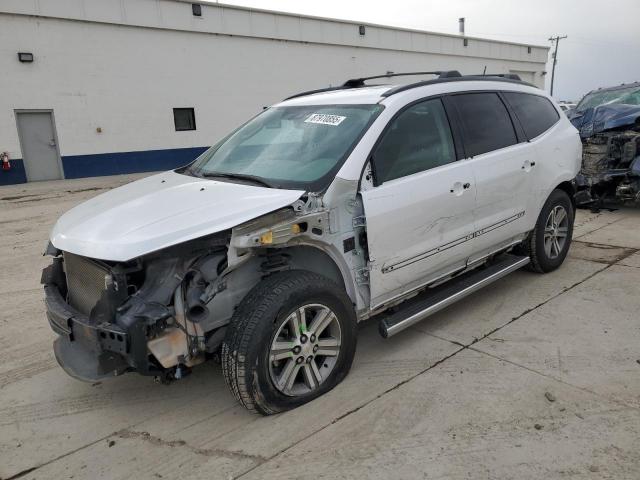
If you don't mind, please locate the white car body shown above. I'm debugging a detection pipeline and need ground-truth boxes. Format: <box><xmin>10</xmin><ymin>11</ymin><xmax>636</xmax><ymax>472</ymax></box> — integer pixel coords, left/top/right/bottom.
<box><xmin>51</xmin><ymin>79</ymin><xmax>581</xmax><ymax>310</ymax></box>
<box><xmin>51</xmin><ymin>171</ymin><xmax>304</xmax><ymax>261</ymax></box>
<box><xmin>558</xmin><ymin>102</ymin><xmax>577</xmax><ymax>111</ymax></box>
<box><xmin>44</xmin><ymin>74</ymin><xmax>582</xmax><ymax>411</ymax></box>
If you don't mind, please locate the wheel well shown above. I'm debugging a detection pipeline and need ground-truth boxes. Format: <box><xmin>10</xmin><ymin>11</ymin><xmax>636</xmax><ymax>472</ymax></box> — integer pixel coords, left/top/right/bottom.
<box><xmin>555</xmin><ymin>181</ymin><xmax>576</xmax><ymax>208</ymax></box>
<box><xmin>215</xmin><ymin>245</ymin><xmax>355</xmax><ymax>329</ymax></box>
<box><xmin>278</xmin><ymin>246</ymin><xmax>348</xmax><ymax>295</ymax></box>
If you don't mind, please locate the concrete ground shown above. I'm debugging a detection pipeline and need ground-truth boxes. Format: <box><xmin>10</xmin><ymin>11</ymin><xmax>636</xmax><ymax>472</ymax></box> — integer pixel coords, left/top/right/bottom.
<box><xmin>1</xmin><ymin>174</ymin><xmax>639</xmax><ymax>480</ymax></box>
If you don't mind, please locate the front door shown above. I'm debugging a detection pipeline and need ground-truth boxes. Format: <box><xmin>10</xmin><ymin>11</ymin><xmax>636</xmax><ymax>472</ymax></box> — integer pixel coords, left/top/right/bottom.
<box><xmin>361</xmin><ymin>98</ymin><xmax>476</xmax><ymax>309</ymax></box>
<box><xmin>16</xmin><ymin>111</ymin><xmax>63</xmax><ymax>182</ymax></box>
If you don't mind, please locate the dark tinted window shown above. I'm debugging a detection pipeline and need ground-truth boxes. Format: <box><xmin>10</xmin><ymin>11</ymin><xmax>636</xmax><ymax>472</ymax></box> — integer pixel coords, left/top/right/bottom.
<box><xmin>450</xmin><ymin>93</ymin><xmax>517</xmax><ymax>157</ymax></box>
<box><xmin>174</xmin><ymin>108</ymin><xmax>196</xmax><ymax>131</ymax></box>
<box><xmin>504</xmin><ymin>92</ymin><xmax>560</xmax><ymax>139</ymax></box>
<box><xmin>374</xmin><ymin>98</ymin><xmax>456</xmax><ymax>183</ymax></box>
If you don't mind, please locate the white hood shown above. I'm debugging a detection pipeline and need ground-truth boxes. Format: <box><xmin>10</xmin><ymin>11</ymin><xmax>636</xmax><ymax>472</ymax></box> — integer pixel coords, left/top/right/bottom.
<box><xmin>50</xmin><ymin>171</ymin><xmax>304</xmax><ymax>261</ymax></box>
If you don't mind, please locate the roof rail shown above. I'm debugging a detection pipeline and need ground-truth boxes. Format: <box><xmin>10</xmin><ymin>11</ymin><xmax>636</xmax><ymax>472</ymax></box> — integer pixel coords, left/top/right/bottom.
<box><xmin>382</xmin><ymin>74</ymin><xmax>533</xmax><ymax>97</ymax></box>
<box><xmin>284</xmin><ymin>71</ymin><xmax>533</xmax><ymax>101</ymax></box>
<box><xmin>478</xmin><ymin>73</ymin><xmax>522</xmax><ymax>80</ymax></box>
<box><xmin>342</xmin><ymin>70</ymin><xmax>461</xmax><ymax>87</ymax></box>
<box><xmin>284</xmin><ymin>70</ymin><xmax>461</xmax><ymax>100</ymax></box>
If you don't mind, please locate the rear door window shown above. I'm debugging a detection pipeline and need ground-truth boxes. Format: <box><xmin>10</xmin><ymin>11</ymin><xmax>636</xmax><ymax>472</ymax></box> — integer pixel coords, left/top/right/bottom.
<box><xmin>503</xmin><ymin>92</ymin><xmax>560</xmax><ymax>139</ymax></box>
<box><xmin>450</xmin><ymin>93</ymin><xmax>518</xmax><ymax>157</ymax></box>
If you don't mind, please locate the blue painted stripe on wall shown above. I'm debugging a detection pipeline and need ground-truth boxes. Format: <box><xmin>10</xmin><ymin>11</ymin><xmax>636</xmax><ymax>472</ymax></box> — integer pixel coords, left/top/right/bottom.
<box><xmin>0</xmin><ymin>147</ymin><xmax>209</xmax><ymax>186</ymax></box>
<box><xmin>62</xmin><ymin>146</ymin><xmax>209</xmax><ymax>179</ymax></box>
<box><xmin>0</xmin><ymin>159</ymin><xmax>28</xmax><ymax>186</ymax></box>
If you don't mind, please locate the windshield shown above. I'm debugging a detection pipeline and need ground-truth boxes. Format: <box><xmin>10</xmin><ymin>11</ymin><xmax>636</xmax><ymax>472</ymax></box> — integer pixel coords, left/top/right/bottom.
<box><xmin>187</xmin><ymin>104</ymin><xmax>384</xmax><ymax>190</ymax></box>
<box><xmin>576</xmin><ymin>85</ymin><xmax>640</xmax><ymax>112</ymax></box>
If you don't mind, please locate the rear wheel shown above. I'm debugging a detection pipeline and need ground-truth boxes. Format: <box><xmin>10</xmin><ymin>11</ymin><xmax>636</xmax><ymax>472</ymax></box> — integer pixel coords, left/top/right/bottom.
<box><xmin>221</xmin><ymin>270</ymin><xmax>357</xmax><ymax>415</ymax></box>
<box><xmin>521</xmin><ymin>189</ymin><xmax>574</xmax><ymax>273</ymax></box>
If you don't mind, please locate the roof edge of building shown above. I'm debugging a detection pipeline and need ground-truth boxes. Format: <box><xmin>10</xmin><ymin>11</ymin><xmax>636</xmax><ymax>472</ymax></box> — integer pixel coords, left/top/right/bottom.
<box><xmin>0</xmin><ymin>0</ymin><xmax>549</xmax><ymax>53</ymax></box>
<box><xmin>189</xmin><ymin>0</ymin><xmax>549</xmax><ymax>50</ymax></box>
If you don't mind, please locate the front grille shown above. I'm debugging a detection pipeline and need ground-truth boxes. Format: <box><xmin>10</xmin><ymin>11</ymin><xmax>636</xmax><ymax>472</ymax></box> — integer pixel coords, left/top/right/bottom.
<box><xmin>63</xmin><ymin>252</ymin><xmax>109</xmax><ymax>315</ymax></box>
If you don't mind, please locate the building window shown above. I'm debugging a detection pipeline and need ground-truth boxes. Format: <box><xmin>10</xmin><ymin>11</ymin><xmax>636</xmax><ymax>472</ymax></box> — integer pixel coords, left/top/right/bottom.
<box><xmin>192</xmin><ymin>4</ymin><xmax>202</xmax><ymax>16</ymax></box>
<box><xmin>527</xmin><ymin>46</ymin><xmax>532</xmax><ymax>54</ymax></box>
<box><xmin>359</xmin><ymin>25</ymin><xmax>366</xmax><ymax>36</ymax></box>
<box><xmin>173</xmin><ymin>108</ymin><xmax>196</xmax><ymax>131</ymax></box>
<box><xmin>463</xmin><ymin>38</ymin><xmax>468</xmax><ymax>47</ymax></box>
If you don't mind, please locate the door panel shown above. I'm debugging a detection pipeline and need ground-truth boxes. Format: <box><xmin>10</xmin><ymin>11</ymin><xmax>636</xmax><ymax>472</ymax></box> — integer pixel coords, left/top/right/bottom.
<box><xmin>467</xmin><ymin>144</ymin><xmax>535</xmax><ymax>261</ymax></box>
<box><xmin>362</xmin><ymin>164</ymin><xmax>476</xmax><ymax>308</ymax></box>
<box><xmin>362</xmin><ymin>97</ymin><xmax>477</xmax><ymax>308</ymax></box>
<box><xmin>16</xmin><ymin>111</ymin><xmax>62</xmax><ymax>182</ymax></box>
<box><xmin>446</xmin><ymin>92</ymin><xmax>533</xmax><ymax>261</ymax></box>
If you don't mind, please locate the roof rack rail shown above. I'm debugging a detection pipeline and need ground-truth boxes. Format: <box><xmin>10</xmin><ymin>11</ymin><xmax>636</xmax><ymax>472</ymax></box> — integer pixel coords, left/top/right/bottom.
<box><xmin>477</xmin><ymin>73</ymin><xmax>522</xmax><ymax>80</ymax></box>
<box><xmin>284</xmin><ymin>71</ymin><xmax>532</xmax><ymax>101</ymax></box>
<box><xmin>382</xmin><ymin>74</ymin><xmax>532</xmax><ymax>97</ymax></box>
<box><xmin>342</xmin><ymin>70</ymin><xmax>461</xmax><ymax>87</ymax></box>
<box><xmin>284</xmin><ymin>70</ymin><xmax>461</xmax><ymax>100</ymax></box>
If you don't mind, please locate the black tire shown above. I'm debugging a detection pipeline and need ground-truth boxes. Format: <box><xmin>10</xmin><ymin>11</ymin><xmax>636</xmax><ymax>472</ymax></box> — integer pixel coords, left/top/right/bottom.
<box><xmin>221</xmin><ymin>270</ymin><xmax>357</xmax><ymax>415</ymax></box>
<box><xmin>520</xmin><ymin>189</ymin><xmax>574</xmax><ymax>273</ymax></box>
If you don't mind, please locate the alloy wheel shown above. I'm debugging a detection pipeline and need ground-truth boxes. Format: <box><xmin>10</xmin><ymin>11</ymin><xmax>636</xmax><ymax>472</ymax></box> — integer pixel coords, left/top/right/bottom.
<box><xmin>544</xmin><ymin>205</ymin><xmax>569</xmax><ymax>259</ymax></box>
<box><xmin>268</xmin><ymin>304</ymin><xmax>342</xmax><ymax>396</ymax></box>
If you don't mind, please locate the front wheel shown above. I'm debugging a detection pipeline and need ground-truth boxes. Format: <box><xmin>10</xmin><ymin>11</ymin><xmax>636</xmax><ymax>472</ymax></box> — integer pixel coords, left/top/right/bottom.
<box><xmin>521</xmin><ymin>189</ymin><xmax>575</xmax><ymax>273</ymax></box>
<box><xmin>221</xmin><ymin>270</ymin><xmax>357</xmax><ymax>415</ymax></box>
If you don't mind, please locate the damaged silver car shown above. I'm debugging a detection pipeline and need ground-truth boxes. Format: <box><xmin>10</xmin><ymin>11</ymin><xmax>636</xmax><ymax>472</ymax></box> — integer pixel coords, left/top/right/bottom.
<box><xmin>569</xmin><ymin>82</ymin><xmax>640</xmax><ymax>205</ymax></box>
<box><xmin>43</xmin><ymin>71</ymin><xmax>582</xmax><ymax>414</ymax></box>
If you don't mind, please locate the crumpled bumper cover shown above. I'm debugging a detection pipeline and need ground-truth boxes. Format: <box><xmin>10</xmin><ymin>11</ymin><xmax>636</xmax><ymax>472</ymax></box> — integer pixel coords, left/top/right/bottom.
<box><xmin>52</xmin><ymin>335</ymin><xmax>129</xmax><ymax>382</ymax></box>
<box><xmin>42</xmin><ymin>259</ymin><xmax>132</xmax><ymax>381</ymax></box>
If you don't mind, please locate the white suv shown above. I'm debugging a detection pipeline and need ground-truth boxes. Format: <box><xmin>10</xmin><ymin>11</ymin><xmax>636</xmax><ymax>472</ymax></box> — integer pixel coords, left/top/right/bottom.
<box><xmin>43</xmin><ymin>71</ymin><xmax>582</xmax><ymax>414</ymax></box>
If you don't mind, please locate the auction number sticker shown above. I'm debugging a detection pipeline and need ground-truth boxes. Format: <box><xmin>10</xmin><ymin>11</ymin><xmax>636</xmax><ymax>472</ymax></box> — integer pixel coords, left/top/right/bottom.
<box><xmin>304</xmin><ymin>113</ymin><xmax>346</xmax><ymax>126</ymax></box>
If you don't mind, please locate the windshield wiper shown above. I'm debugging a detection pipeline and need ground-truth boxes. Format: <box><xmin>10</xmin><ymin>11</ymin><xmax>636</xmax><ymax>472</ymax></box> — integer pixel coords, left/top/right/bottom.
<box><xmin>199</xmin><ymin>171</ymin><xmax>274</xmax><ymax>188</ymax></box>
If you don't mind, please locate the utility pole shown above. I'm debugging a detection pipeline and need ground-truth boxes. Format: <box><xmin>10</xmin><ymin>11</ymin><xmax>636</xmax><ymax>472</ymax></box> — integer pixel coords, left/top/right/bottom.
<box><xmin>548</xmin><ymin>35</ymin><xmax>567</xmax><ymax>97</ymax></box>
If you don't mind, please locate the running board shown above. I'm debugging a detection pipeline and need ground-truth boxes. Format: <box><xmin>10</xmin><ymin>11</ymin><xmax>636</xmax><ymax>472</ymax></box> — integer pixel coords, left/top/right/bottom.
<box><xmin>378</xmin><ymin>255</ymin><xmax>530</xmax><ymax>338</ymax></box>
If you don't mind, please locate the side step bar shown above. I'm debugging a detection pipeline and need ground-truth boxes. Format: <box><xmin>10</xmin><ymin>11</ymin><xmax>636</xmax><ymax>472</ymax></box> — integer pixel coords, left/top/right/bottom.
<box><xmin>379</xmin><ymin>255</ymin><xmax>530</xmax><ymax>338</ymax></box>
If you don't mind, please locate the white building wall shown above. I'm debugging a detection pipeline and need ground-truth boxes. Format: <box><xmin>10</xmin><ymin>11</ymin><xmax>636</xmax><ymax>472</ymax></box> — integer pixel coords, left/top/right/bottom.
<box><xmin>0</xmin><ymin>0</ymin><xmax>549</xmax><ymax>184</ymax></box>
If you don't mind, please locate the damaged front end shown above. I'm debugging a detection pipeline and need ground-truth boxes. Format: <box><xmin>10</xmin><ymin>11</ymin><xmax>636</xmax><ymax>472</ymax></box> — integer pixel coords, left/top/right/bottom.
<box><xmin>575</xmin><ymin>128</ymin><xmax>640</xmax><ymax>205</ymax></box>
<box><xmin>42</xmin><ymin>233</ymin><xmax>234</xmax><ymax>382</ymax></box>
<box><xmin>41</xmin><ymin>194</ymin><xmax>347</xmax><ymax>383</ymax></box>
<box><xmin>569</xmin><ymin>84</ymin><xmax>640</xmax><ymax>206</ymax></box>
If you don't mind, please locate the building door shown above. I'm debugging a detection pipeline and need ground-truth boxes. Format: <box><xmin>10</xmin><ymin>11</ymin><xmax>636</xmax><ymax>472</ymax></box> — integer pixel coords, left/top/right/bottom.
<box><xmin>16</xmin><ymin>111</ymin><xmax>63</xmax><ymax>182</ymax></box>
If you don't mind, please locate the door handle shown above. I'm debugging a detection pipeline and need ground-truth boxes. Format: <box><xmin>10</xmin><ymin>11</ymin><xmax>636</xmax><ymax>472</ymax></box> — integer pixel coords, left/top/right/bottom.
<box><xmin>522</xmin><ymin>160</ymin><xmax>536</xmax><ymax>170</ymax></box>
<box><xmin>450</xmin><ymin>182</ymin><xmax>471</xmax><ymax>194</ymax></box>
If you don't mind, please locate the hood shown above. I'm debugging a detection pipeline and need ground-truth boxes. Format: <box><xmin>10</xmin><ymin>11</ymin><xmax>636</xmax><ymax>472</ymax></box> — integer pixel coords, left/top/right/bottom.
<box><xmin>50</xmin><ymin>171</ymin><xmax>304</xmax><ymax>261</ymax></box>
<box><xmin>569</xmin><ymin>103</ymin><xmax>640</xmax><ymax>138</ymax></box>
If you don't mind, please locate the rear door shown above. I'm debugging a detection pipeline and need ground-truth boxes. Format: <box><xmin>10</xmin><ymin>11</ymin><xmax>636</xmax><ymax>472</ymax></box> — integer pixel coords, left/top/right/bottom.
<box><xmin>446</xmin><ymin>92</ymin><xmax>535</xmax><ymax>261</ymax></box>
<box><xmin>501</xmin><ymin>91</ymin><xmax>562</xmax><ymax>216</ymax></box>
<box><xmin>361</xmin><ymin>98</ymin><xmax>476</xmax><ymax>309</ymax></box>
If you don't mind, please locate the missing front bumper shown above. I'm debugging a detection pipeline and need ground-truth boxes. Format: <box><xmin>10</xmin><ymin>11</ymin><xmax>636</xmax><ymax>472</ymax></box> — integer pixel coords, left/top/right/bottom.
<box><xmin>44</xmin><ymin>280</ymin><xmax>130</xmax><ymax>381</ymax></box>
<box><xmin>43</xmin><ymin>260</ymin><xmax>145</xmax><ymax>381</ymax></box>
<box><xmin>53</xmin><ymin>336</ymin><xmax>129</xmax><ymax>382</ymax></box>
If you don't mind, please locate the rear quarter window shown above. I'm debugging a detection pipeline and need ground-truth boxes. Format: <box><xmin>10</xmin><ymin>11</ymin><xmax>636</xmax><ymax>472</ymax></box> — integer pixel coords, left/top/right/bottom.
<box><xmin>503</xmin><ymin>92</ymin><xmax>560</xmax><ymax>140</ymax></box>
<box><xmin>449</xmin><ymin>93</ymin><xmax>518</xmax><ymax>157</ymax></box>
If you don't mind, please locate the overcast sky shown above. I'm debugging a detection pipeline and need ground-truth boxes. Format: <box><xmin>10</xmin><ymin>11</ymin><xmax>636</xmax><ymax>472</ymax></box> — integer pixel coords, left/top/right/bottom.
<box><xmin>219</xmin><ymin>0</ymin><xmax>639</xmax><ymax>101</ymax></box>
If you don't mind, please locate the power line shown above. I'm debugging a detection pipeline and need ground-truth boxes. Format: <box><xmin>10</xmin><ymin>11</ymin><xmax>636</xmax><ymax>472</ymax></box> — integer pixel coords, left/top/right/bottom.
<box><xmin>548</xmin><ymin>35</ymin><xmax>567</xmax><ymax>97</ymax></box>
